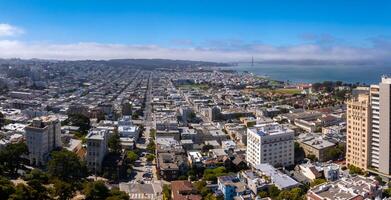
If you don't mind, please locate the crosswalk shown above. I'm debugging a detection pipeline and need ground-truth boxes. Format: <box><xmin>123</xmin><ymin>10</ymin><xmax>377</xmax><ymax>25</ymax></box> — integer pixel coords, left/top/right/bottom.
<box><xmin>129</xmin><ymin>193</ymin><xmax>155</xmax><ymax>199</ymax></box>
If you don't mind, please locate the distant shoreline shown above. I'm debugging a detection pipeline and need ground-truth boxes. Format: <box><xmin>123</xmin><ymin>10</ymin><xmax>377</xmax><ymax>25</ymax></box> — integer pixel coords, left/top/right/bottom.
<box><xmin>222</xmin><ymin>63</ymin><xmax>389</xmax><ymax>84</ymax></box>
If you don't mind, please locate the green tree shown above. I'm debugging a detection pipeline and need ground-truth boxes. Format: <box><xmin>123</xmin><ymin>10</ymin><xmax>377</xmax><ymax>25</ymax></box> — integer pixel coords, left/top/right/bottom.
<box><xmin>8</xmin><ymin>184</ymin><xmax>34</xmax><ymax>200</ymax></box>
<box><xmin>306</xmin><ymin>154</ymin><xmax>318</xmax><ymax>162</ymax></box>
<box><xmin>150</xmin><ymin>129</ymin><xmax>156</xmax><ymax>139</ymax></box>
<box><xmin>27</xmin><ymin>179</ymin><xmax>51</xmax><ymax>200</ymax></box>
<box><xmin>126</xmin><ymin>151</ymin><xmax>138</xmax><ymax>164</ymax></box>
<box><xmin>146</xmin><ymin>139</ymin><xmax>156</xmax><ymax>153</ymax></box>
<box><xmin>289</xmin><ymin>187</ymin><xmax>305</xmax><ymax>200</ymax></box>
<box><xmin>348</xmin><ymin>165</ymin><xmax>364</xmax><ymax>175</ymax></box>
<box><xmin>48</xmin><ymin>149</ymin><xmax>87</xmax><ymax>181</ymax></box>
<box><xmin>146</xmin><ymin>154</ymin><xmax>155</xmax><ymax>162</ymax></box>
<box><xmin>257</xmin><ymin>191</ymin><xmax>268</xmax><ymax>198</ymax></box>
<box><xmin>193</xmin><ymin>180</ymin><xmax>206</xmax><ymax>191</ymax></box>
<box><xmin>0</xmin><ymin>142</ymin><xmax>28</xmax><ymax>175</ymax></box>
<box><xmin>268</xmin><ymin>185</ymin><xmax>281</xmax><ymax>198</ymax></box>
<box><xmin>108</xmin><ymin>133</ymin><xmax>122</xmax><ymax>154</ymax></box>
<box><xmin>162</xmin><ymin>184</ymin><xmax>171</xmax><ymax>200</ymax></box>
<box><xmin>0</xmin><ymin>176</ymin><xmax>15</xmax><ymax>200</ymax></box>
<box><xmin>64</xmin><ymin>114</ymin><xmax>91</xmax><ymax>134</ymax></box>
<box><xmin>53</xmin><ymin>180</ymin><xmax>75</xmax><ymax>200</ymax></box>
<box><xmin>203</xmin><ymin>167</ymin><xmax>227</xmax><ymax>183</ymax></box>
<box><xmin>310</xmin><ymin>178</ymin><xmax>327</xmax><ymax>187</ymax></box>
<box><xmin>83</xmin><ymin>181</ymin><xmax>110</xmax><ymax>200</ymax></box>
<box><xmin>106</xmin><ymin>188</ymin><xmax>129</xmax><ymax>200</ymax></box>
<box><xmin>383</xmin><ymin>187</ymin><xmax>391</xmax><ymax>198</ymax></box>
<box><xmin>24</xmin><ymin>169</ymin><xmax>49</xmax><ymax>184</ymax></box>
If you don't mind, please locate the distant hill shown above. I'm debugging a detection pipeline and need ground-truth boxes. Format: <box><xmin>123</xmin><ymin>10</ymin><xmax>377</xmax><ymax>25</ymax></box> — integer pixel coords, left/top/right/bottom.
<box><xmin>0</xmin><ymin>58</ymin><xmax>229</xmax><ymax>68</ymax></box>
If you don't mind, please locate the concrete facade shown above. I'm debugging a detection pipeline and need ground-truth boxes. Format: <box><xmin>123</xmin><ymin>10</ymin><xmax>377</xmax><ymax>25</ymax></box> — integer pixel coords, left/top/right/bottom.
<box><xmin>25</xmin><ymin>115</ymin><xmax>62</xmax><ymax>166</ymax></box>
<box><xmin>346</xmin><ymin>93</ymin><xmax>371</xmax><ymax>170</ymax></box>
<box><xmin>246</xmin><ymin>122</ymin><xmax>294</xmax><ymax>167</ymax></box>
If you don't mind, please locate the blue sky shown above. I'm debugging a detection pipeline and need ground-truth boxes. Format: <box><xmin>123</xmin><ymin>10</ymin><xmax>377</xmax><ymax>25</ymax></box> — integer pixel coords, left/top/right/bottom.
<box><xmin>0</xmin><ymin>0</ymin><xmax>391</xmax><ymax>62</ymax></box>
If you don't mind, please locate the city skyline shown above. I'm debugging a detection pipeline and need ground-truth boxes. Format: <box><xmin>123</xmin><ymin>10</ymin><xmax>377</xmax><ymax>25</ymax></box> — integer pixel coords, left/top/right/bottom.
<box><xmin>0</xmin><ymin>0</ymin><xmax>391</xmax><ymax>62</ymax></box>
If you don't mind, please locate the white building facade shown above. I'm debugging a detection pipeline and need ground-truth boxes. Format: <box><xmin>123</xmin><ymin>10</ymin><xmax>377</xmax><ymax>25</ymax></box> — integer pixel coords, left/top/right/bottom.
<box><xmin>246</xmin><ymin>122</ymin><xmax>294</xmax><ymax>167</ymax></box>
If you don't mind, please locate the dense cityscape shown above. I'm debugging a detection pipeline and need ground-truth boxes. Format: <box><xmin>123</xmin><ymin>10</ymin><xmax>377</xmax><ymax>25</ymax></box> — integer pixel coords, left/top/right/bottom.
<box><xmin>1</xmin><ymin>1</ymin><xmax>391</xmax><ymax>200</ymax></box>
<box><xmin>0</xmin><ymin>58</ymin><xmax>388</xmax><ymax>200</ymax></box>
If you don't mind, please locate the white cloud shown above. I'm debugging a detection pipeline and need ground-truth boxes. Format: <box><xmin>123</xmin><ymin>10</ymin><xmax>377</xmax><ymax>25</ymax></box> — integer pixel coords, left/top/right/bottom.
<box><xmin>0</xmin><ymin>24</ymin><xmax>23</xmax><ymax>37</ymax></box>
<box><xmin>0</xmin><ymin>39</ymin><xmax>389</xmax><ymax>63</ymax></box>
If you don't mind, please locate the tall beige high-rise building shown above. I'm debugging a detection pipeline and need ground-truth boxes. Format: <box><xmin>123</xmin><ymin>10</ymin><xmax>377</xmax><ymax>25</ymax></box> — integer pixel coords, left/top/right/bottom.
<box><xmin>346</xmin><ymin>93</ymin><xmax>371</xmax><ymax>170</ymax></box>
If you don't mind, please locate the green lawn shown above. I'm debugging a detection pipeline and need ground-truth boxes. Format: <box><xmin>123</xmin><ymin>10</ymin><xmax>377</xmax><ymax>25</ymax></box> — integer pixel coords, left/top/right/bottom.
<box><xmin>178</xmin><ymin>83</ymin><xmax>209</xmax><ymax>90</ymax></box>
<box><xmin>256</xmin><ymin>88</ymin><xmax>302</xmax><ymax>95</ymax></box>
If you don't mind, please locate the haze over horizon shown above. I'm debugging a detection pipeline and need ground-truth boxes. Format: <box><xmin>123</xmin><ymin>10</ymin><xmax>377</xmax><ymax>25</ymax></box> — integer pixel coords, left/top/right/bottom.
<box><xmin>1</xmin><ymin>0</ymin><xmax>391</xmax><ymax>64</ymax></box>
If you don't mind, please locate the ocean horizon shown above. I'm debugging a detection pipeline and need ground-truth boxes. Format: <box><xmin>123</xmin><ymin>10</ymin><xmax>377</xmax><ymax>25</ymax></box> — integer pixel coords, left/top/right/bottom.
<box><xmin>225</xmin><ymin>63</ymin><xmax>391</xmax><ymax>84</ymax></box>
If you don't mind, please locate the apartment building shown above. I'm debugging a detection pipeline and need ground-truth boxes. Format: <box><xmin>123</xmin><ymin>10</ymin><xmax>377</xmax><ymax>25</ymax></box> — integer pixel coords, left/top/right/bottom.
<box><xmin>246</xmin><ymin>122</ymin><xmax>294</xmax><ymax>167</ymax></box>
<box><xmin>362</xmin><ymin>76</ymin><xmax>391</xmax><ymax>177</ymax></box>
<box><xmin>86</xmin><ymin>129</ymin><xmax>108</xmax><ymax>173</ymax></box>
<box><xmin>346</xmin><ymin>93</ymin><xmax>371</xmax><ymax>170</ymax></box>
<box><xmin>25</xmin><ymin>115</ymin><xmax>62</xmax><ymax>166</ymax></box>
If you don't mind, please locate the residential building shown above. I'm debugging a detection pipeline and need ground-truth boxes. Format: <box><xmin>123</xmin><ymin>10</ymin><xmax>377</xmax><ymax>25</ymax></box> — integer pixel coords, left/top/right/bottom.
<box><xmin>254</xmin><ymin>164</ymin><xmax>300</xmax><ymax>190</ymax></box>
<box><xmin>346</xmin><ymin>93</ymin><xmax>371</xmax><ymax>170</ymax></box>
<box><xmin>307</xmin><ymin>176</ymin><xmax>382</xmax><ymax>200</ymax></box>
<box><xmin>246</xmin><ymin>123</ymin><xmax>294</xmax><ymax>167</ymax></box>
<box><xmin>118</xmin><ymin>115</ymin><xmax>139</xmax><ymax>140</ymax></box>
<box><xmin>369</xmin><ymin>76</ymin><xmax>391</xmax><ymax>177</ymax></box>
<box><xmin>86</xmin><ymin>129</ymin><xmax>109</xmax><ymax>173</ymax></box>
<box><xmin>296</xmin><ymin>133</ymin><xmax>336</xmax><ymax>162</ymax></box>
<box><xmin>25</xmin><ymin>115</ymin><xmax>62</xmax><ymax>165</ymax></box>
<box><xmin>217</xmin><ymin>175</ymin><xmax>251</xmax><ymax>200</ymax></box>
<box><xmin>171</xmin><ymin>180</ymin><xmax>202</xmax><ymax>200</ymax></box>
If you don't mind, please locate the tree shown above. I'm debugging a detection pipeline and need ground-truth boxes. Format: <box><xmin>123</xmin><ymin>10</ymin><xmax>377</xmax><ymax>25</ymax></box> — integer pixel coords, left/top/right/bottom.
<box><xmin>268</xmin><ymin>185</ymin><xmax>281</xmax><ymax>198</ymax></box>
<box><xmin>83</xmin><ymin>181</ymin><xmax>110</xmax><ymax>200</ymax></box>
<box><xmin>348</xmin><ymin>165</ymin><xmax>364</xmax><ymax>175</ymax></box>
<box><xmin>106</xmin><ymin>188</ymin><xmax>129</xmax><ymax>200</ymax></box>
<box><xmin>64</xmin><ymin>114</ymin><xmax>91</xmax><ymax>134</ymax></box>
<box><xmin>8</xmin><ymin>184</ymin><xmax>34</xmax><ymax>200</ymax></box>
<box><xmin>276</xmin><ymin>187</ymin><xmax>304</xmax><ymax>200</ymax></box>
<box><xmin>48</xmin><ymin>149</ymin><xmax>87</xmax><ymax>181</ymax></box>
<box><xmin>312</xmin><ymin>83</ymin><xmax>322</xmax><ymax>92</ymax></box>
<box><xmin>146</xmin><ymin>139</ymin><xmax>156</xmax><ymax>153</ymax></box>
<box><xmin>150</xmin><ymin>129</ymin><xmax>156</xmax><ymax>139</ymax></box>
<box><xmin>202</xmin><ymin>144</ymin><xmax>214</xmax><ymax>153</ymax></box>
<box><xmin>203</xmin><ymin>167</ymin><xmax>227</xmax><ymax>183</ymax></box>
<box><xmin>384</xmin><ymin>187</ymin><xmax>391</xmax><ymax>198</ymax></box>
<box><xmin>306</xmin><ymin>154</ymin><xmax>318</xmax><ymax>162</ymax></box>
<box><xmin>257</xmin><ymin>191</ymin><xmax>268</xmax><ymax>198</ymax></box>
<box><xmin>0</xmin><ymin>142</ymin><xmax>29</xmax><ymax>175</ymax></box>
<box><xmin>310</xmin><ymin>178</ymin><xmax>327</xmax><ymax>187</ymax></box>
<box><xmin>53</xmin><ymin>180</ymin><xmax>75</xmax><ymax>200</ymax></box>
<box><xmin>162</xmin><ymin>184</ymin><xmax>171</xmax><ymax>200</ymax></box>
<box><xmin>0</xmin><ymin>176</ymin><xmax>15</xmax><ymax>200</ymax></box>
<box><xmin>294</xmin><ymin>142</ymin><xmax>305</xmax><ymax>163</ymax></box>
<box><xmin>324</xmin><ymin>147</ymin><xmax>343</xmax><ymax>161</ymax></box>
<box><xmin>108</xmin><ymin>133</ymin><xmax>122</xmax><ymax>154</ymax></box>
<box><xmin>146</xmin><ymin>154</ymin><xmax>155</xmax><ymax>162</ymax></box>
<box><xmin>0</xmin><ymin>112</ymin><xmax>4</xmax><ymax>129</ymax></box>
<box><xmin>126</xmin><ymin>151</ymin><xmax>138</xmax><ymax>164</ymax></box>
<box><xmin>27</xmin><ymin>179</ymin><xmax>51</xmax><ymax>200</ymax></box>
<box><xmin>24</xmin><ymin>169</ymin><xmax>49</xmax><ymax>184</ymax></box>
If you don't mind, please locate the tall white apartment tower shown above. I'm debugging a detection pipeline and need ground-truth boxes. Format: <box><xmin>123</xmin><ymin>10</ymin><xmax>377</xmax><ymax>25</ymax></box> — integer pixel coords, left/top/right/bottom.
<box><xmin>368</xmin><ymin>76</ymin><xmax>391</xmax><ymax>176</ymax></box>
<box><xmin>246</xmin><ymin>122</ymin><xmax>294</xmax><ymax>167</ymax></box>
<box><xmin>25</xmin><ymin>115</ymin><xmax>62</xmax><ymax>166</ymax></box>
